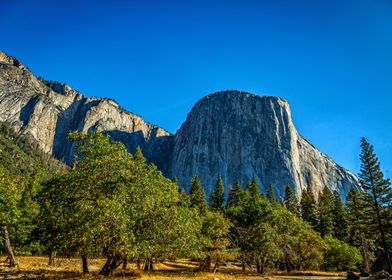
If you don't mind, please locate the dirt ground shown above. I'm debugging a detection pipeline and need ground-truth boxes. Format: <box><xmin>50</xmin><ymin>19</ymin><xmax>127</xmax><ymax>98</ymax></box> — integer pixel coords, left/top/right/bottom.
<box><xmin>0</xmin><ymin>256</ymin><xmax>346</xmax><ymax>280</ymax></box>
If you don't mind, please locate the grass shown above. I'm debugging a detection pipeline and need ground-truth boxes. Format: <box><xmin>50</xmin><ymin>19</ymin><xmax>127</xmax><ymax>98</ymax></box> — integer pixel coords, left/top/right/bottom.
<box><xmin>0</xmin><ymin>256</ymin><xmax>346</xmax><ymax>280</ymax></box>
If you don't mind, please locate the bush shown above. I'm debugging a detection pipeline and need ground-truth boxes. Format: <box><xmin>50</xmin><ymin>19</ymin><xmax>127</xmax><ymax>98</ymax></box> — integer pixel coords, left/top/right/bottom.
<box><xmin>323</xmin><ymin>235</ymin><xmax>363</xmax><ymax>271</ymax></box>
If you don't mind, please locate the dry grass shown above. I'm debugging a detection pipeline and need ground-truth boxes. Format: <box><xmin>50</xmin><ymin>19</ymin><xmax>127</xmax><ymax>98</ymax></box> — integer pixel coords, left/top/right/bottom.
<box><xmin>0</xmin><ymin>256</ymin><xmax>346</xmax><ymax>280</ymax></box>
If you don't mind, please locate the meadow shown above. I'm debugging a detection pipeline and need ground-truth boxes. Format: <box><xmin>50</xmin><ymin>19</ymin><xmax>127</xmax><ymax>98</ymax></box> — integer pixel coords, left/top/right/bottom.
<box><xmin>0</xmin><ymin>256</ymin><xmax>346</xmax><ymax>280</ymax></box>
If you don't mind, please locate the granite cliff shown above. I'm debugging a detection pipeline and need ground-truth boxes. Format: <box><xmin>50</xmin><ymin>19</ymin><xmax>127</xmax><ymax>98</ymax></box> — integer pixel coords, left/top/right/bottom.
<box><xmin>0</xmin><ymin>50</ymin><xmax>357</xmax><ymax>198</ymax></box>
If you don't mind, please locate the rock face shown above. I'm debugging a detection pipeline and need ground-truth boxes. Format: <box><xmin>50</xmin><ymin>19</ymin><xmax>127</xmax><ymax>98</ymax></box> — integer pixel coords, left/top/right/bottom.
<box><xmin>0</xmin><ymin>50</ymin><xmax>357</xmax><ymax>198</ymax></box>
<box><xmin>172</xmin><ymin>91</ymin><xmax>357</xmax><ymax>199</ymax></box>
<box><xmin>0</xmin><ymin>51</ymin><xmax>172</xmax><ymax>174</ymax></box>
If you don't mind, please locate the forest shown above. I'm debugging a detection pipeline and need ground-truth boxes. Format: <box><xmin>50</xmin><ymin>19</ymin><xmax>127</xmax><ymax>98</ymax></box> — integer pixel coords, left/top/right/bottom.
<box><xmin>0</xmin><ymin>122</ymin><xmax>391</xmax><ymax>278</ymax></box>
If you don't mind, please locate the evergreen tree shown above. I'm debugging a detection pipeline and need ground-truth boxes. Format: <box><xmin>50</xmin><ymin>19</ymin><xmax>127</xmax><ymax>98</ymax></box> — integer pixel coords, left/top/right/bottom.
<box><xmin>332</xmin><ymin>190</ymin><xmax>349</xmax><ymax>241</ymax></box>
<box><xmin>134</xmin><ymin>145</ymin><xmax>145</xmax><ymax>162</ymax></box>
<box><xmin>284</xmin><ymin>184</ymin><xmax>299</xmax><ymax>216</ymax></box>
<box><xmin>189</xmin><ymin>176</ymin><xmax>207</xmax><ymax>214</ymax></box>
<box><xmin>317</xmin><ymin>186</ymin><xmax>334</xmax><ymax>237</ymax></box>
<box><xmin>346</xmin><ymin>187</ymin><xmax>373</xmax><ymax>273</ymax></box>
<box><xmin>226</xmin><ymin>185</ymin><xmax>234</xmax><ymax>208</ymax></box>
<box><xmin>300</xmin><ymin>184</ymin><xmax>318</xmax><ymax>228</ymax></box>
<box><xmin>358</xmin><ymin>138</ymin><xmax>392</xmax><ymax>272</ymax></box>
<box><xmin>266</xmin><ymin>183</ymin><xmax>277</xmax><ymax>203</ymax></box>
<box><xmin>227</xmin><ymin>180</ymin><xmax>243</xmax><ymax>208</ymax></box>
<box><xmin>209</xmin><ymin>176</ymin><xmax>224</xmax><ymax>212</ymax></box>
<box><xmin>247</xmin><ymin>176</ymin><xmax>260</xmax><ymax>199</ymax></box>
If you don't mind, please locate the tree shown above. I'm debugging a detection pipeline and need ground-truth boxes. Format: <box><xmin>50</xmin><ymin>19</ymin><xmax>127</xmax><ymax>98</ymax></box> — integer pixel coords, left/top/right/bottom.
<box><xmin>323</xmin><ymin>235</ymin><xmax>363</xmax><ymax>271</ymax></box>
<box><xmin>0</xmin><ymin>166</ymin><xmax>21</xmax><ymax>267</ymax></box>
<box><xmin>189</xmin><ymin>176</ymin><xmax>207</xmax><ymax>214</ymax></box>
<box><xmin>39</xmin><ymin>132</ymin><xmax>195</xmax><ymax>275</ymax></box>
<box><xmin>317</xmin><ymin>186</ymin><xmax>334</xmax><ymax>237</ymax></box>
<box><xmin>266</xmin><ymin>184</ymin><xmax>277</xmax><ymax>203</ymax></box>
<box><xmin>346</xmin><ymin>187</ymin><xmax>374</xmax><ymax>273</ymax></box>
<box><xmin>358</xmin><ymin>138</ymin><xmax>392</xmax><ymax>272</ymax></box>
<box><xmin>246</xmin><ymin>176</ymin><xmax>260</xmax><ymax>199</ymax></box>
<box><xmin>209</xmin><ymin>176</ymin><xmax>224</xmax><ymax>212</ymax></box>
<box><xmin>198</xmin><ymin>211</ymin><xmax>233</xmax><ymax>272</ymax></box>
<box><xmin>332</xmin><ymin>190</ymin><xmax>349</xmax><ymax>241</ymax></box>
<box><xmin>133</xmin><ymin>145</ymin><xmax>145</xmax><ymax>162</ymax></box>
<box><xmin>284</xmin><ymin>184</ymin><xmax>299</xmax><ymax>216</ymax></box>
<box><xmin>300</xmin><ymin>184</ymin><xmax>318</xmax><ymax>228</ymax></box>
<box><xmin>227</xmin><ymin>180</ymin><xmax>243</xmax><ymax>208</ymax></box>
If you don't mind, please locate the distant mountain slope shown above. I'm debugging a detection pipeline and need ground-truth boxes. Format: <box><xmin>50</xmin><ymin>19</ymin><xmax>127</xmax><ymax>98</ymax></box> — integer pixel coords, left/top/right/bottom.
<box><xmin>0</xmin><ymin>122</ymin><xmax>64</xmax><ymax>182</ymax></box>
<box><xmin>0</xmin><ymin>50</ymin><xmax>172</xmax><ymax>174</ymax></box>
<box><xmin>0</xmin><ymin>50</ymin><xmax>357</xmax><ymax>198</ymax></box>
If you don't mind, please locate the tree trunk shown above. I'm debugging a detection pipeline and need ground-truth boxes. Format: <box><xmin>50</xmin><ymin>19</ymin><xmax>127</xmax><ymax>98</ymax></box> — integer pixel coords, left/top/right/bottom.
<box><xmin>48</xmin><ymin>251</ymin><xmax>57</xmax><ymax>266</ymax></box>
<box><xmin>199</xmin><ymin>257</ymin><xmax>211</xmax><ymax>272</ymax></box>
<box><xmin>122</xmin><ymin>258</ymin><xmax>127</xmax><ymax>270</ymax></box>
<box><xmin>360</xmin><ymin>233</ymin><xmax>371</xmax><ymax>274</ymax></box>
<box><xmin>144</xmin><ymin>257</ymin><xmax>154</xmax><ymax>271</ymax></box>
<box><xmin>256</xmin><ymin>260</ymin><xmax>261</xmax><ymax>274</ymax></box>
<box><xmin>212</xmin><ymin>262</ymin><xmax>219</xmax><ymax>273</ymax></box>
<box><xmin>370</xmin><ymin>178</ymin><xmax>392</xmax><ymax>273</ymax></box>
<box><xmin>2</xmin><ymin>225</ymin><xmax>17</xmax><ymax>267</ymax></box>
<box><xmin>99</xmin><ymin>256</ymin><xmax>122</xmax><ymax>276</ymax></box>
<box><xmin>137</xmin><ymin>259</ymin><xmax>141</xmax><ymax>270</ymax></box>
<box><xmin>82</xmin><ymin>254</ymin><xmax>89</xmax><ymax>274</ymax></box>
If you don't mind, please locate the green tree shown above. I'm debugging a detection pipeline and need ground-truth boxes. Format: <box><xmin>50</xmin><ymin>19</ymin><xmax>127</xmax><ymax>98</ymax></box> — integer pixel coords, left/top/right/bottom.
<box><xmin>300</xmin><ymin>184</ymin><xmax>318</xmax><ymax>228</ymax></box>
<box><xmin>332</xmin><ymin>190</ymin><xmax>349</xmax><ymax>241</ymax></box>
<box><xmin>266</xmin><ymin>183</ymin><xmax>277</xmax><ymax>203</ymax></box>
<box><xmin>246</xmin><ymin>176</ymin><xmax>260</xmax><ymax>199</ymax></box>
<box><xmin>323</xmin><ymin>235</ymin><xmax>363</xmax><ymax>271</ymax></box>
<box><xmin>358</xmin><ymin>138</ymin><xmax>392</xmax><ymax>272</ymax></box>
<box><xmin>346</xmin><ymin>187</ymin><xmax>374</xmax><ymax>273</ymax></box>
<box><xmin>189</xmin><ymin>176</ymin><xmax>207</xmax><ymax>214</ymax></box>
<box><xmin>209</xmin><ymin>176</ymin><xmax>224</xmax><ymax>212</ymax></box>
<box><xmin>0</xmin><ymin>166</ymin><xmax>21</xmax><ymax>267</ymax></box>
<box><xmin>284</xmin><ymin>184</ymin><xmax>299</xmax><ymax>216</ymax></box>
<box><xmin>317</xmin><ymin>186</ymin><xmax>334</xmax><ymax>237</ymax></box>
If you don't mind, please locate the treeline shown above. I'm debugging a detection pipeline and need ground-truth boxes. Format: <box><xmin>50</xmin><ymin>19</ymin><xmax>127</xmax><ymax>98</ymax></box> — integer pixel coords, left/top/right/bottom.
<box><xmin>0</xmin><ymin>129</ymin><xmax>391</xmax><ymax>276</ymax></box>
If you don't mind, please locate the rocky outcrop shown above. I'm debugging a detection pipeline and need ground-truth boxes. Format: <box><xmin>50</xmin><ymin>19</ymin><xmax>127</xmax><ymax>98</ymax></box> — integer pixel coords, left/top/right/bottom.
<box><xmin>0</xmin><ymin>50</ymin><xmax>357</xmax><ymax>198</ymax></box>
<box><xmin>0</xmin><ymin>50</ymin><xmax>172</xmax><ymax>173</ymax></box>
<box><xmin>172</xmin><ymin>91</ymin><xmax>357</xmax><ymax>199</ymax></box>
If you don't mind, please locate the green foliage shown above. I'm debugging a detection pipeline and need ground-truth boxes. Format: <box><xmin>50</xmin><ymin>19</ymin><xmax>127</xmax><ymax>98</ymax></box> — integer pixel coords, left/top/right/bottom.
<box><xmin>227</xmin><ymin>181</ymin><xmax>243</xmax><ymax>208</ymax></box>
<box><xmin>227</xmin><ymin>187</ymin><xmax>327</xmax><ymax>272</ymax></box>
<box><xmin>266</xmin><ymin>184</ymin><xmax>277</xmax><ymax>203</ymax></box>
<box><xmin>317</xmin><ymin>186</ymin><xmax>334</xmax><ymax>237</ymax></box>
<box><xmin>39</xmin><ymin>132</ymin><xmax>197</xmax><ymax>267</ymax></box>
<box><xmin>209</xmin><ymin>176</ymin><xmax>224</xmax><ymax>212</ymax></box>
<box><xmin>332</xmin><ymin>190</ymin><xmax>349</xmax><ymax>242</ymax></box>
<box><xmin>357</xmin><ymin>138</ymin><xmax>392</xmax><ymax>272</ymax></box>
<box><xmin>246</xmin><ymin>176</ymin><xmax>261</xmax><ymax>200</ymax></box>
<box><xmin>284</xmin><ymin>184</ymin><xmax>299</xmax><ymax>216</ymax></box>
<box><xmin>189</xmin><ymin>176</ymin><xmax>207</xmax><ymax>214</ymax></box>
<box><xmin>323</xmin><ymin>235</ymin><xmax>363</xmax><ymax>271</ymax></box>
<box><xmin>300</xmin><ymin>184</ymin><xmax>318</xmax><ymax>228</ymax></box>
<box><xmin>0</xmin><ymin>122</ymin><xmax>62</xmax><ymax>254</ymax></box>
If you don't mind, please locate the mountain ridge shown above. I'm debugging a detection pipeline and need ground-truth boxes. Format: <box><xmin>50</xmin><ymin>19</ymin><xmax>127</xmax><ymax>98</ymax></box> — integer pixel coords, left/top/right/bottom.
<box><xmin>0</xmin><ymin>50</ymin><xmax>357</xmax><ymax>198</ymax></box>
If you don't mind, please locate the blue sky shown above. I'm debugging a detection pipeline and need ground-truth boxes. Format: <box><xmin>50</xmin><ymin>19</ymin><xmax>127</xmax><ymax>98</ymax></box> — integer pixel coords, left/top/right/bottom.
<box><xmin>1</xmin><ymin>0</ymin><xmax>391</xmax><ymax>176</ymax></box>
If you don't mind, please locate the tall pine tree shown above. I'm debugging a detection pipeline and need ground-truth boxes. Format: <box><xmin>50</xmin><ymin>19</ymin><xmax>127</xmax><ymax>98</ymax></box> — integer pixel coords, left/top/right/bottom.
<box><xmin>246</xmin><ymin>176</ymin><xmax>260</xmax><ymax>199</ymax></box>
<box><xmin>358</xmin><ymin>138</ymin><xmax>392</xmax><ymax>272</ymax></box>
<box><xmin>209</xmin><ymin>176</ymin><xmax>224</xmax><ymax>212</ymax></box>
<box><xmin>284</xmin><ymin>184</ymin><xmax>299</xmax><ymax>216</ymax></box>
<box><xmin>332</xmin><ymin>190</ymin><xmax>349</xmax><ymax>241</ymax></box>
<box><xmin>316</xmin><ymin>186</ymin><xmax>334</xmax><ymax>237</ymax></box>
<box><xmin>189</xmin><ymin>176</ymin><xmax>207</xmax><ymax>214</ymax></box>
<box><xmin>266</xmin><ymin>183</ymin><xmax>277</xmax><ymax>203</ymax></box>
<box><xmin>300</xmin><ymin>184</ymin><xmax>318</xmax><ymax>228</ymax></box>
<box><xmin>346</xmin><ymin>187</ymin><xmax>373</xmax><ymax>273</ymax></box>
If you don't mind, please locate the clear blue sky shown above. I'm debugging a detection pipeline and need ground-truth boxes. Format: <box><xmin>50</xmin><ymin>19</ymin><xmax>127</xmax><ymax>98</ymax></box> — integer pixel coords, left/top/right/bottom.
<box><xmin>1</xmin><ymin>0</ymin><xmax>391</xmax><ymax>176</ymax></box>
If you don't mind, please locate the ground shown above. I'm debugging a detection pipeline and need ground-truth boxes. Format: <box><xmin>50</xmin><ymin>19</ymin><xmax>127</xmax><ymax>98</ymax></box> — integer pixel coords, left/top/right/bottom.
<box><xmin>0</xmin><ymin>256</ymin><xmax>346</xmax><ymax>280</ymax></box>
